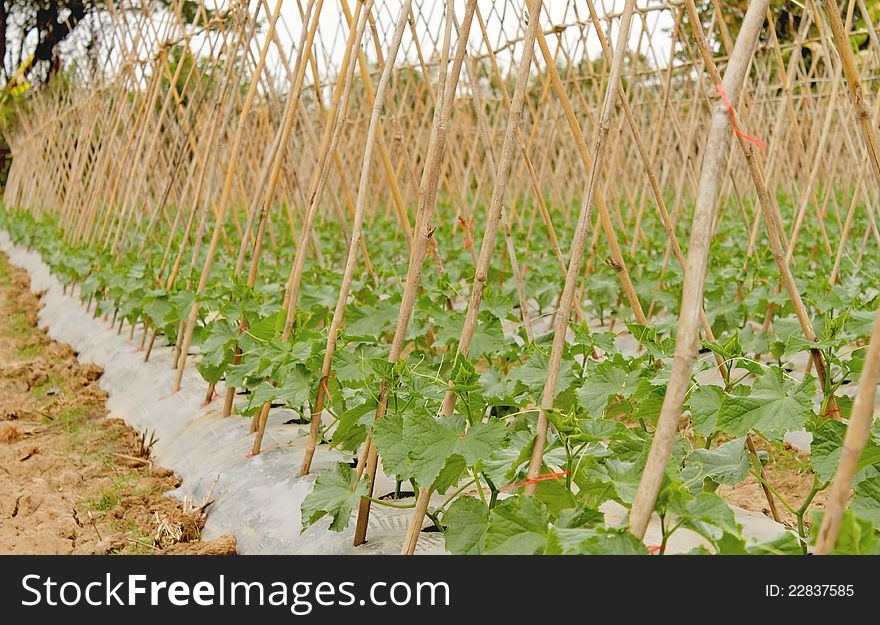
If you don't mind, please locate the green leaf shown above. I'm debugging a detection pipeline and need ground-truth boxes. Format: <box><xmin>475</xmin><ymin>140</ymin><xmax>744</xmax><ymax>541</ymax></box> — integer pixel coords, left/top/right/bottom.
<box><xmin>688</xmin><ymin>384</ymin><xmax>723</xmax><ymax>437</ymax></box>
<box><xmin>511</xmin><ymin>350</ymin><xmax>573</xmax><ymax>396</ymax></box>
<box><xmin>717</xmin><ymin>368</ymin><xmax>813</xmax><ymax>441</ymax></box>
<box><xmin>701</xmin><ymin>331</ymin><xmax>743</xmax><ymax>361</ymax></box>
<box><xmin>575</xmin><ymin>419</ymin><xmax>628</xmax><ymax>442</ymax></box>
<box><xmin>576</xmin><ymin>361</ymin><xmax>641</xmax><ymax>415</ymax></box>
<box><xmin>434</xmin><ymin>456</ymin><xmax>467</xmax><ymax>494</ymax></box>
<box><xmin>246</xmin><ymin>309</ymin><xmax>287</xmax><ymax>342</ymax></box>
<box><xmin>242</xmin><ymin>366</ymin><xmax>310</xmax><ymax>415</ymax></box>
<box><xmin>852</xmin><ymin>475</ymin><xmax>880</xmax><ymax>525</ymax></box>
<box><xmin>479</xmin><ymin>430</ymin><xmax>531</xmax><ymax>486</ymax></box>
<box><xmin>746</xmin><ymin>532</ymin><xmax>803</xmax><ymax>555</ymax></box>
<box><xmin>332</xmin><ymin>398</ymin><xmax>377</xmax><ymax>452</ymax></box>
<box><xmin>546</xmin><ymin>527</ymin><xmax>648</xmax><ymax>555</ymax></box>
<box><xmin>810</xmin><ymin>510</ymin><xmax>879</xmax><ymax>555</ymax></box>
<box><xmin>373</xmin><ymin>411</ymin><xmax>410</xmax><ymax>477</ymax></box>
<box><xmin>442</xmin><ymin>496</ymin><xmax>488</xmax><ymax>555</ymax></box>
<box><xmin>276</xmin><ymin>365</ymin><xmax>311</xmax><ymax>407</ymax></box>
<box><xmin>675</xmin><ymin>493</ymin><xmax>741</xmax><ymax>543</ymax></box>
<box><xmin>605</xmin><ymin>455</ymin><xmax>647</xmax><ymax>505</ymax></box>
<box><xmin>681</xmin><ymin>438</ymin><xmax>750</xmax><ymax>495</ymax></box>
<box><xmin>405</xmin><ymin>413</ymin><xmax>507</xmax><ymax>488</ymax></box>
<box><xmin>626</xmin><ymin>322</ymin><xmax>675</xmax><ymax>358</ymax></box>
<box><xmin>480</xmin><ymin>367</ymin><xmax>518</xmax><ymax>405</ymax></box>
<box><xmin>450</xmin><ymin>358</ymin><xmax>481</xmax><ymax>395</ymax></box>
<box><xmin>468</xmin><ymin>317</ymin><xmax>508</xmax><ymax>357</ymax></box>
<box><xmin>846</xmin><ymin>308</ymin><xmax>876</xmax><ymax>339</ymax></box>
<box><xmin>810</xmin><ymin>420</ymin><xmax>880</xmax><ymax>483</ymax></box>
<box><xmin>346</xmin><ymin>299</ymin><xmax>400</xmax><ymax>337</ymax></box>
<box><xmin>484</xmin><ymin>496</ymin><xmax>549</xmax><ymax>555</ymax></box>
<box><xmin>534</xmin><ymin>472</ymin><xmax>577</xmax><ymax>515</ymax></box>
<box><xmin>333</xmin><ymin>347</ymin><xmax>374</xmax><ymax>385</ymax></box>
<box><xmin>301</xmin><ymin>463</ymin><xmax>367</xmax><ymax>532</ymax></box>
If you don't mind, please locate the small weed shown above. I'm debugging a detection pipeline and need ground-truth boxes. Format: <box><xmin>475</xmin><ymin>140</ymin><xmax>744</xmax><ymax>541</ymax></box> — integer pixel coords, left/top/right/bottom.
<box><xmin>92</xmin><ymin>488</ymin><xmax>120</xmax><ymax>512</ymax></box>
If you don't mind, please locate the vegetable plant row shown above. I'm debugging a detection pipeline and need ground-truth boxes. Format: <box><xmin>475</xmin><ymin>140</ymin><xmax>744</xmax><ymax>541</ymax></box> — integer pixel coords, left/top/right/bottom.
<box><xmin>4</xmin><ymin>180</ymin><xmax>880</xmax><ymax>554</ymax></box>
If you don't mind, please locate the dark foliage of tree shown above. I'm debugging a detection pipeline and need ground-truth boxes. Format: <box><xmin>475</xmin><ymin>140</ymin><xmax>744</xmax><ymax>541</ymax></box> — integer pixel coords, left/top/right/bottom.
<box><xmin>1</xmin><ymin>1</ymin><xmax>206</xmax><ymax>86</ymax></box>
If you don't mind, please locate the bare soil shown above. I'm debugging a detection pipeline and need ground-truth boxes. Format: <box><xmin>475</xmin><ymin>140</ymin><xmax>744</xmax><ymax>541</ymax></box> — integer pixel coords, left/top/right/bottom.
<box><xmin>0</xmin><ymin>253</ymin><xmax>236</xmax><ymax>555</ymax></box>
<box><xmin>717</xmin><ymin>438</ymin><xmax>827</xmax><ymax>530</ymax></box>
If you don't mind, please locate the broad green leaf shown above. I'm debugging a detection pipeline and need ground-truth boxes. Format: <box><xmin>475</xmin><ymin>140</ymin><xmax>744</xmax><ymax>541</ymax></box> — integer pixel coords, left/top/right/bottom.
<box><xmin>810</xmin><ymin>510</ymin><xmax>879</xmax><ymax>555</ymax></box>
<box><xmin>346</xmin><ymin>299</ymin><xmax>400</xmax><ymax>337</ymax></box>
<box><xmin>484</xmin><ymin>496</ymin><xmax>549</xmax><ymax>555</ymax></box>
<box><xmin>688</xmin><ymin>384</ymin><xmax>723</xmax><ymax>437</ymax></box>
<box><xmin>746</xmin><ymin>532</ymin><xmax>803</xmax><ymax>555</ymax></box>
<box><xmin>511</xmin><ymin>350</ymin><xmax>573</xmax><ymax>396</ymax></box>
<box><xmin>479</xmin><ymin>430</ymin><xmax>531</xmax><ymax>487</ymax></box>
<box><xmin>675</xmin><ymin>493</ymin><xmax>741</xmax><ymax>543</ymax></box>
<box><xmin>332</xmin><ymin>398</ymin><xmax>377</xmax><ymax>452</ymax></box>
<box><xmin>852</xmin><ymin>475</ymin><xmax>880</xmax><ymax>525</ymax></box>
<box><xmin>433</xmin><ymin>455</ymin><xmax>467</xmax><ymax>494</ymax></box>
<box><xmin>626</xmin><ymin>322</ymin><xmax>675</xmax><ymax>358</ymax></box>
<box><xmin>301</xmin><ymin>463</ymin><xmax>367</xmax><ymax>532</ymax></box>
<box><xmin>534</xmin><ymin>472</ymin><xmax>577</xmax><ymax>515</ymax></box>
<box><xmin>810</xmin><ymin>419</ymin><xmax>880</xmax><ymax>483</ymax></box>
<box><xmin>373</xmin><ymin>411</ymin><xmax>410</xmax><ymax>477</ymax></box>
<box><xmin>405</xmin><ymin>414</ymin><xmax>507</xmax><ymax>488</ymax></box>
<box><xmin>605</xmin><ymin>456</ymin><xmax>646</xmax><ymax>504</ymax></box>
<box><xmin>717</xmin><ymin>368</ymin><xmax>813</xmax><ymax>441</ymax></box>
<box><xmin>701</xmin><ymin>331</ymin><xmax>743</xmax><ymax>361</ymax></box>
<box><xmin>480</xmin><ymin>367</ymin><xmax>518</xmax><ymax>405</ymax></box>
<box><xmin>246</xmin><ymin>309</ymin><xmax>287</xmax><ymax>342</ymax></box>
<box><xmin>277</xmin><ymin>365</ymin><xmax>311</xmax><ymax>407</ymax></box>
<box><xmin>546</xmin><ymin>528</ymin><xmax>647</xmax><ymax>555</ymax></box>
<box><xmin>575</xmin><ymin>418</ymin><xmax>628</xmax><ymax>442</ymax></box>
<box><xmin>681</xmin><ymin>438</ymin><xmax>750</xmax><ymax>495</ymax></box>
<box><xmin>576</xmin><ymin>361</ymin><xmax>641</xmax><ymax>415</ymax></box>
<box><xmin>468</xmin><ymin>317</ymin><xmax>508</xmax><ymax>357</ymax></box>
<box><xmin>442</xmin><ymin>496</ymin><xmax>488</xmax><ymax>555</ymax></box>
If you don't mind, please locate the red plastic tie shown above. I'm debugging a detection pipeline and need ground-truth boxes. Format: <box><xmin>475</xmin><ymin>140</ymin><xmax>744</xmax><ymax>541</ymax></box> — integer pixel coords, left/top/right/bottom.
<box><xmin>500</xmin><ymin>471</ymin><xmax>571</xmax><ymax>493</ymax></box>
<box><xmin>246</xmin><ymin>443</ymin><xmax>281</xmax><ymax>458</ymax></box>
<box><xmin>158</xmin><ymin>387</ymin><xmax>181</xmax><ymax>401</ymax></box>
<box><xmin>320</xmin><ymin>373</ymin><xmax>336</xmax><ymax>397</ymax></box>
<box><xmin>648</xmin><ymin>545</ymin><xmax>665</xmax><ymax>555</ymax></box>
<box><xmin>821</xmin><ymin>406</ymin><xmax>841</xmax><ymax>417</ymax></box>
<box><xmin>199</xmin><ymin>387</ymin><xmax>219</xmax><ymax>408</ymax></box>
<box><xmin>715</xmin><ymin>84</ymin><xmax>766</xmax><ymax>150</ymax></box>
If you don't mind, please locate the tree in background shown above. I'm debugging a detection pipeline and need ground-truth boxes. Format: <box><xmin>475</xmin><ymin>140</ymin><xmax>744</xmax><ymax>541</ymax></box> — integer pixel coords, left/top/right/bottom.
<box><xmin>1</xmin><ymin>1</ymin><xmax>209</xmax><ymax>86</ymax></box>
<box><xmin>0</xmin><ymin>1</ymin><xmax>209</xmax><ymax>187</ymax></box>
<box><xmin>686</xmin><ymin>0</ymin><xmax>880</xmax><ymax>50</ymax></box>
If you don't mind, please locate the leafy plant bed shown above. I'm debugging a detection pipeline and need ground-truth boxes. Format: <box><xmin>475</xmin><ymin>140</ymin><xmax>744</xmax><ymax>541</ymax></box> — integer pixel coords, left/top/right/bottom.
<box><xmin>0</xmin><ymin>230</ymin><xmax>450</xmax><ymax>554</ymax></box>
<box><xmin>4</xmin><ymin>193</ymin><xmax>878</xmax><ymax>555</ymax></box>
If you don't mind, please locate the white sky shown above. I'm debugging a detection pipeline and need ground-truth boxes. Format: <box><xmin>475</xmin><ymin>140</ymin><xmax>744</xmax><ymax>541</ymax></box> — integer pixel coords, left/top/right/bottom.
<box><xmin>72</xmin><ymin>1</ymin><xmax>677</xmax><ymax>90</ymax></box>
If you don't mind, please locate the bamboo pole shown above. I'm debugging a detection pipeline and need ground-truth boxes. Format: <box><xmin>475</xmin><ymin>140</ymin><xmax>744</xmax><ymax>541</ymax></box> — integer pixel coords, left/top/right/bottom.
<box><xmin>629</xmin><ymin>0</ymin><xmax>771</xmax><ymax>540</ymax></box>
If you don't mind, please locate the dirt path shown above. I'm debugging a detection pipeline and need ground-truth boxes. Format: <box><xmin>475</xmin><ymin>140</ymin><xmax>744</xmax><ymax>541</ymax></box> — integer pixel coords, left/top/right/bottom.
<box><xmin>0</xmin><ymin>253</ymin><xmax>236</xmax><ymax>555</ymax></box>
